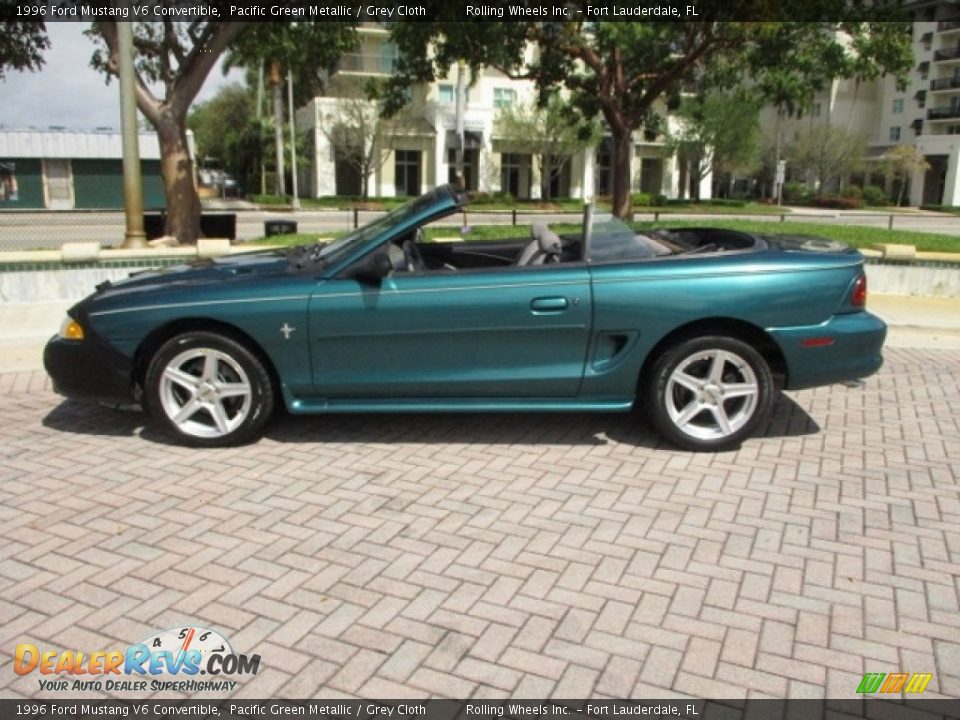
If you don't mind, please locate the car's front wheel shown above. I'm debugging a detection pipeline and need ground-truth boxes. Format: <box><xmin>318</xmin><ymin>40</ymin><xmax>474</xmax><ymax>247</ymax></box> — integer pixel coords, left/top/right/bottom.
<box><xmin>144</xmin><ymin>331</ymin><xmax>274</xmax><ymax>447</ymax></box>
<box><xmin>645</xmin><ymin>335</ymin><xmax>774</xmax><ymax>452</ymax></box>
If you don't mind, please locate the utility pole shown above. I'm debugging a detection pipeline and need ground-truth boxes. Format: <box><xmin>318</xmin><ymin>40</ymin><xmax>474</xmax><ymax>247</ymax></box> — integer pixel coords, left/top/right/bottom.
<box><xmin>117</xmin><ymin>21</ymin><xmax>145</xmax><ymax>248</ymax></box>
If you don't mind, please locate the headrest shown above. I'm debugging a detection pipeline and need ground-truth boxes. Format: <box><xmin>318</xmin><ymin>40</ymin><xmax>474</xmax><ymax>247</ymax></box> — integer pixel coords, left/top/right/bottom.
<box><xmin>531</xmin><ymin>222</ymin><xmax>562</xmax><ymax>254</ymax></box>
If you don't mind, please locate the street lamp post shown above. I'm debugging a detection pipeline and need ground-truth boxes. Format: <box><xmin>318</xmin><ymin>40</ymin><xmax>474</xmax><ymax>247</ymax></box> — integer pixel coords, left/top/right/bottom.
<box><xmin>287</xmin><ymin>69</ymin><xmax>300</xmax><ymax>211</ymax></box>
<box><xmin>117</xmin><ymin>21</ymin><xmax>146</xmax><ymax>248</ymax></box>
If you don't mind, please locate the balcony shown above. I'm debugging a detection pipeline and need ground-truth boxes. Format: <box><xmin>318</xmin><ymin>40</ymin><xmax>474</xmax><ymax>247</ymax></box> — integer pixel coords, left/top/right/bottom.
<box><xmin>930</xmin><ymin>76</ymin><xmax>960</xmax><ymax>91</ymax></box>
<box><xmin>333</xmin><ymin>53</ymin><xmax>398</xmax><ymax>76</ymax></box>
<box><xmin>927</xmin><ymin>106</ymin><xmax>960</xmax><ymax>120</ymax></box>
<box><xmin>938</xmin><ymin>18</ymin><xmax>960</xmax><ymax>32</ymax></box>
<box><xmin>933</xmin><ymin>46</ymin><xmax>960</xmax><ymax>62</ymax></box>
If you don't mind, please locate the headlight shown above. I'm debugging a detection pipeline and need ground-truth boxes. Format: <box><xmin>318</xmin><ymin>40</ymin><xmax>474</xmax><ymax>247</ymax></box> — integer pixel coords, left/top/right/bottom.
<box><xmin>59</xmin><ymin>316</ymin><xmax>85</xmax><ymax>340</ymax></box>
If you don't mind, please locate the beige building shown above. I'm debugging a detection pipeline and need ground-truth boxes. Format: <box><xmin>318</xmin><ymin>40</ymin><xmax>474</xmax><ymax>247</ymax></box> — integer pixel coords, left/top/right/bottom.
<box><xmin>296</xmin><ymin>24</ymin><xmax>709</xmax><ymax>201</ymax></box>
<box><xmin>762</xmin><ymin>3</ymin><xmax>960</xmax><ymax>206</ymax></box>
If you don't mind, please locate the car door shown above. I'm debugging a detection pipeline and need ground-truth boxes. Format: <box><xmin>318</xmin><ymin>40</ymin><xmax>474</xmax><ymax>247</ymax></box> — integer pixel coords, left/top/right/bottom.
<box><xmin>307</xmin><ymin>264</ymin><xmax>592</xmax><ymax>399</ymax></box>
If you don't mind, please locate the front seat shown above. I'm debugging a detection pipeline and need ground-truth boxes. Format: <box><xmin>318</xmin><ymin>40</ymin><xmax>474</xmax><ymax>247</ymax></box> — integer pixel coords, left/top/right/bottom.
<box><xmin>516</xmin><ymin>222</ymin><xmax>563</xmax><ymax>265</ymax></box>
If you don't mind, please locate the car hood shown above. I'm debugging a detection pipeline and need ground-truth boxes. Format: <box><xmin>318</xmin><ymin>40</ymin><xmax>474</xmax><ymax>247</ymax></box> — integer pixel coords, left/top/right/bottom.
<box><xmin>94</xmin><ymin>249</ymin><xmax>290</xmax><ymax>296</ymax></box>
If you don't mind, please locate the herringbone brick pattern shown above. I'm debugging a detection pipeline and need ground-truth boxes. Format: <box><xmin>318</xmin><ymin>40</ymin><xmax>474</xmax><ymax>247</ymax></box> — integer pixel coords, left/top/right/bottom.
<box><xmin>1</xmin><ymin>348</ymin><xmax>958</xmax><ymax>699</ymax></box>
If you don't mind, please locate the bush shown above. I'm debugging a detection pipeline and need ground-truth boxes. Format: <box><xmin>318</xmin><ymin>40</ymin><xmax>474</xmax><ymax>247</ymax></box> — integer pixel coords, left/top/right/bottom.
<box><xmin>841</xmin><ymin>185</ymin><xmax>863</xmax><ymax>200</ymax></box>
<box><xmin>809</xmin><ymin>196</ymin><xmax>863</xmax><ymax>210</ymax></box>
<box><xmin>782</xmin><ymin>181</ymin><xmax>808</xmax><ymax>203</ymax></box>
<box><xmin>651</xmin><ymin>194</ymin><xmax>669</xmax><ymax>207</ymax></box>
<box><xmin>631</xmin><ymin>192</ymin><xmax>653</xmax><ymax>207</ymax></box>
<box><xmin>862</xmin><ymin>185</ymin><xmax>889</xmax><ymax>207</ymax></box>
<box><xmin>705</xmin><ymin>198</ymin><xmax>747</xmax><ymax>207</ymax></box>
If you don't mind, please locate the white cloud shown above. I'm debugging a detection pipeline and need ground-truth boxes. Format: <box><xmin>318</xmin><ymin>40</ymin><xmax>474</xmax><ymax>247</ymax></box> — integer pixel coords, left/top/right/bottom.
<box><xmin>0</xmin><ymin>23</ymin><xmax>243</xmax><ymax>131</ymax></box>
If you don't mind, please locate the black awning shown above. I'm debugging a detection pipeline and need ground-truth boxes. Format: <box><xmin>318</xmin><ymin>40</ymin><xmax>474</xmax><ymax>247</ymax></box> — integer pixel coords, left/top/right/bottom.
<box><xmin>445</xmin><ymin>130</ymin><xmax>483</xmax><ymax>150</ymax></box>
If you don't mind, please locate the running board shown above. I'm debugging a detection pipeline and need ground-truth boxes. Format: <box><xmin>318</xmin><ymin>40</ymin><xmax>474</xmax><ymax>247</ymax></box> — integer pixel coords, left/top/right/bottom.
<box><xmin>287</xmin><ymin>397</ymin><xmax>635</xmax><ymax>414</ymax></box>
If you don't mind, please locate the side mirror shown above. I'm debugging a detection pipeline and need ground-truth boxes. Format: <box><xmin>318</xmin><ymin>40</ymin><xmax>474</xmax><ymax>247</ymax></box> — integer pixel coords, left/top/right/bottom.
<box><xmin>351</xmin><ymin>249</ymin><xmax>392</xmax><ymax>283</ymax></box>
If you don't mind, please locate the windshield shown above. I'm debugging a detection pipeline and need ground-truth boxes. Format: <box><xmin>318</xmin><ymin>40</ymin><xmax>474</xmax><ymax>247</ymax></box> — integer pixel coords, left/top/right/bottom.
<box><xmin>587</xmin><ymin>211</ymin><xmax>674</xmax><ymax>262</ymax></box>
<box><xmin>297</xmin><ymin>191</ymin><xmax>450</xmax><ymax>270</ymax></box>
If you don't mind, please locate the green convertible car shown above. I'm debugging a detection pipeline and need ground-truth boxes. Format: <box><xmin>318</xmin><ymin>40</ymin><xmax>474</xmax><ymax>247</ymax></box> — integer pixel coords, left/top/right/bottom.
<box><xmin>45</xmin><ymin>185</ymin><xmax>886</xmax><ymax>451</ymax></box>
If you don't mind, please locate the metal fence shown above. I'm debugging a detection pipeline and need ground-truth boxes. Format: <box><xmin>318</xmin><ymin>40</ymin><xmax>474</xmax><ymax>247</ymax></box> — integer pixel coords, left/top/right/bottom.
<box><xmin>1</xmin><ymin>208</ymin><xmax>958</xmax><ymax>252</ymax></box>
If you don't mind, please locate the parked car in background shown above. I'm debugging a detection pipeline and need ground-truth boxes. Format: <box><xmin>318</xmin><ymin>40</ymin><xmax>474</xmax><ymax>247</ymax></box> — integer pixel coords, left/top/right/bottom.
<box><xmin>44</xmin><ymin>185</ymin><xmax>885</xmax><ymax>451</ymax></box>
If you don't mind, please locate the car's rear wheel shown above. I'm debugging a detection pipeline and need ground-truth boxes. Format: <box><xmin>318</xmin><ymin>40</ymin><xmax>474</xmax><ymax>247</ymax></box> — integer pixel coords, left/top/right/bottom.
<box><xmin>145</xmin><ymin>331</ymin><xmax>274</xmax><ymax>447</ymax></box>
<box><xmin>645</xmin><ymin>335</ymin><xmax>774</xmax><ymax>452</ymax></box>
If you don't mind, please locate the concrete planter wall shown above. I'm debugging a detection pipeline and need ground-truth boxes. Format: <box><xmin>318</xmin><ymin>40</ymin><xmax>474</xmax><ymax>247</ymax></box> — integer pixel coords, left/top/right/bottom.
<box><xmin>1</xmin><ymin>255</ymin><xmax>958</xmax><ymax>304</ymax></box>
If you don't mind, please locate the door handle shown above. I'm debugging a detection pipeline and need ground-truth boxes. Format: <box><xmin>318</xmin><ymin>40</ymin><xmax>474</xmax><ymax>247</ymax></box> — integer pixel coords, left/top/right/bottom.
<box><xmin>530</xmin><ymin>296</ymin><xmax>569</xmax><ymax>312</ymax></box>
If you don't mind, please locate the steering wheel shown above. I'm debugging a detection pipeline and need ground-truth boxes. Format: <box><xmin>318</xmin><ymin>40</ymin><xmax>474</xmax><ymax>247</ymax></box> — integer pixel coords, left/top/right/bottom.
<box><xmin>402</xmin><ymin>231</ymin><xmax>426</xmax><ymax>273</ymax></box>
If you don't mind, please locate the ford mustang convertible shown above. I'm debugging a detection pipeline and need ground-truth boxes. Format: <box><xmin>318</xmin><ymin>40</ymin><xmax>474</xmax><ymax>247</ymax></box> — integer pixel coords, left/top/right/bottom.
<box><xmin>45</xmin><ymin>185</ymin><xmax>886</xmax><ymax>451</ymax></box>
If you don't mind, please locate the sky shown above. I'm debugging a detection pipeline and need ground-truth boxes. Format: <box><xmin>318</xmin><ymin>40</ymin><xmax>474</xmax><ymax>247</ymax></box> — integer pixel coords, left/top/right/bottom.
<box><xmin>0</xmin><ymin>24</ymin><xmax>243</xmax><ymax>131</ymax></box>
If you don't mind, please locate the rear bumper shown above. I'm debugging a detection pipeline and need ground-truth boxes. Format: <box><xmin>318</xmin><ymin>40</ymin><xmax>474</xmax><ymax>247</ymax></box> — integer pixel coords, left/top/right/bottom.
<box><xmin>769</xmin><ymin>311</ymin><xmax>887</xmax><ymax>391</ymax></box>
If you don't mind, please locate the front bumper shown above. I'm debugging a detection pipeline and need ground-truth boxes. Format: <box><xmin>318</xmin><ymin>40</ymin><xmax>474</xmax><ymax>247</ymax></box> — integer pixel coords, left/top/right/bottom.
<box><xmin>769</xmin><ymin>311</ymin><xmax>887</xmax><ymax>391</ymax></box>
<box><xmin>44</xmin><ymin>334</ymin><xmax>137</xmax><ymax>405</ymax></box>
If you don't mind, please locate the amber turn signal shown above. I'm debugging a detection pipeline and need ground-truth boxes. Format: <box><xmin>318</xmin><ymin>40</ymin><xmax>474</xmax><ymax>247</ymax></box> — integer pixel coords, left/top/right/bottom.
<box><xmin>59</xmin><ymin>317</ymin><xmax>85</xmax><ymax>341</ymax></box>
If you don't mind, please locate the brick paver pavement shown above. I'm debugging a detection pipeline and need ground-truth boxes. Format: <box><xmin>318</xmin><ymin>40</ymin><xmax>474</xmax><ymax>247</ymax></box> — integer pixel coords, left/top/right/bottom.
<box><xmin>1</xmin><ymin>347</ymin><xmax>958</xmax><ymax>700</ymax></box>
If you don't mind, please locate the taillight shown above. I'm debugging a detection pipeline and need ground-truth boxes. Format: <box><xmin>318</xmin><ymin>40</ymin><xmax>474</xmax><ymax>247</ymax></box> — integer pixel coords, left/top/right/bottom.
<box><xmin>851</xmin><ymin>274</ymin><xmax>867</xmax><ymax>307</ymax></box>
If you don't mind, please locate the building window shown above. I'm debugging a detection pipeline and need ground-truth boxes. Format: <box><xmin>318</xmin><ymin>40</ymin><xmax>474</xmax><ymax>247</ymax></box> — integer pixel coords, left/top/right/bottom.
<box><xmin>379</xmin><ymin>43</ymin><xmax>399</xmax><ymax>73</ymax></box>
<box><xmin>811</xmin><ymin>102</ymin><xmax>822</xmax><ymax>117</ymax></box>
<box><xmin>394</xmin><ymin>150</ymin><xmax>420</xmax><ymax>197</ymax></box>
<box><xmin>447</xmin><ymin>148</ymin><xmax>478</xmax><ymax>190</ymax></box>
<box><xmin>893</xmin><ymin>98</ymin><xmax>904</xmax><ymax>114</ymax></box>
<box><xmin>500</xmin><ymin>153</ymin><xmax>529</xmax><ymax>198</ymax></box>
<box><xmin>493</xmin><ymin>88</ymin><xmax>516</xmax><ymax>109</ymax></box>
<box><xmin>889</xmin><ymin>126</ymin><xmax>901</xmax><ymax>142</ymax></box>
<box><xmin>437</xmin><ymin>84</ymin><xmax>469</xmax><ymax>104</ymax></box>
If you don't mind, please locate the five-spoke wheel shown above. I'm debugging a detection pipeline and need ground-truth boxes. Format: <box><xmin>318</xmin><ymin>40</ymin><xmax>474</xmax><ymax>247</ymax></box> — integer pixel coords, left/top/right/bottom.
<box><xmin>145</xmin><ymin>331</ymin><xmax>274</xmax><ymax>446</ymax></box>
<box><xmin>645</xmin><ymin>336</ymin><xmax>774</xmax><ymax>451</ymax></box>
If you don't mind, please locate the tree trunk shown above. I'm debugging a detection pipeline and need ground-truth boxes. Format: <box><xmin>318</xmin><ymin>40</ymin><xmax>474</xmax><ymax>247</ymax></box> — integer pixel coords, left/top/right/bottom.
<box><xmin>271</xmin><ymin>61</ymin><xmax>286</xmax><ymax>198</ymax></box>
<box><xmin>678</xmin><ymin>159</ymin><xmax>688</xmax><ymax>201</ymax></box>
<box><xmin>691</xmin><ymin>159</ymin><xmax>702</xmax><ymax>201</ymax></box>
<box><xmin>156</xmin><ymin>116</ymin><xmax>201</xmax><ymax>245</ymax></box>
<box><xmin>610</xmin><ymin>127</ymin><xmax>632</xmax><ymax>219</ymax></box>
<box><xmin>541</xmin><ymin>156</ymin><xmax>552</xmax><ymax>202</ymax></box>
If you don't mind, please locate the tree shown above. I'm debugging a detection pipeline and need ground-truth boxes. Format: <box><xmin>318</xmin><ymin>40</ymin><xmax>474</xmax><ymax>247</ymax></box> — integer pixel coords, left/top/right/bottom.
<box><xmin>188</xmin><ymin>82</ymin><xmax>259</xmax><ymax>183</ymax></box>
<box><xmin>667</xmin><ymin>91</ymin><xmax>762</xmax><ymax>201</ymax></box>
<box><xmin>224</xmin><ymin>23</ymin><xmax>358</xmax><ymax>198</ymax></box>
<box><xmin>0</xmin><ymin>20</ymin><xmax>49</xmax><ymax>80</ymax></box>
<box><xmin>87</xmin><ymin>22</ymin><xmax>247</xmax><ymax>244</ymax></box>
<box><xmin>384</xmin><ymin>13</ymin><xmax>913</xmax><ymax>218</ymax></box>
<box><xmin>321</xmin><ymin>90</ymin><xmax>413</xmax><ymax>199</ymax></box>
<box><xmin>880</xmin><ymin>144</ymin><xmax>930</xmax><ymax>207</ymax></box>
<box><xmin>789</xmin><ymin>124</ymin><xmax>867</xmax><ymax>195</ymax></box>
<box><xmin>2</xmin><ymin>21</ymin><xmax>357</xmax><ymax>241</ymax></box>
<box><xmin>494</xmin><ymin>94</ymin><xmax>601</xmax><ymax>202</ymax></box>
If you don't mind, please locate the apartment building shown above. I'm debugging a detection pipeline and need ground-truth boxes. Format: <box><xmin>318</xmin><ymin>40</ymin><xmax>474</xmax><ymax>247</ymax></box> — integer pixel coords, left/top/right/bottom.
<box><xmin>762</xmin><ymin>3</ymin><xmax>960</xmax><ymax>206</ymax></box>
<box><xmin>295</xmin><ymin>24</ymin><xmax>707</xmax><ymax>201</ymax></box>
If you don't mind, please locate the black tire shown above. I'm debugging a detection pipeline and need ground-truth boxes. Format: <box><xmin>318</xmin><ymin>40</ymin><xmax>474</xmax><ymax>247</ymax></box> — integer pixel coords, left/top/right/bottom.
<box><xmin>144</xmin><ymin>331</ymin><xmax>274</xmax><ymax>447</ymax></box>
<box><xmin>644</xmin><ymin>335</ymin><xmax>775</xmax><ymax>452</ymax></box>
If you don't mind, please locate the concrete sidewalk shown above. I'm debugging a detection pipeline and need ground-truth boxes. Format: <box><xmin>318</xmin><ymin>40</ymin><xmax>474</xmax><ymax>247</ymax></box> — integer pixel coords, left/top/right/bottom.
<box><xmin>1</xmin><ymin>294</ymin><xmax>958</xmax><ymax>375</ymax></box>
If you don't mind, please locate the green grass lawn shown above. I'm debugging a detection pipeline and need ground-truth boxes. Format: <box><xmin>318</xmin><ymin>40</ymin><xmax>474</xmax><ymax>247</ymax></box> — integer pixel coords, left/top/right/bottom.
<box><xmin>245</xmin><ymin>218</ymin><xmax>960</xmax><ymax>254</ymax></box>
<box><xmin>633</xmin><ymin>202</ymin><xmax>788</xmax><ymax>216</ymax></box>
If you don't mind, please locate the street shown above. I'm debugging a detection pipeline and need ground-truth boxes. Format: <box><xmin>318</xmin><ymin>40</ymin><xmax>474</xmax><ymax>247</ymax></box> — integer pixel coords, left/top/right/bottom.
<box><xmin>2</xmin><ymin>208</ymin><xmax>960</xmax><ymax>251</ymax></box>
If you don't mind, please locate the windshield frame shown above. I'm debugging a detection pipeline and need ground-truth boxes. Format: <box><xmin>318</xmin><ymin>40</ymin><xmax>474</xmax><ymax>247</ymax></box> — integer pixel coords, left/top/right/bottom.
<box><xmin>297</xmin><ymin>187</ymin><xmax>462</xmax><ymax>276</ymax></box>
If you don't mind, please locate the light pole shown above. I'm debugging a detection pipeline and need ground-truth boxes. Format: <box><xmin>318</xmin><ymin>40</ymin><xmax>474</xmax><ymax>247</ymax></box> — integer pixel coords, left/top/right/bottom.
<box><xmin>287</xmin><ymin>69</ymin><xmax>300</xmax><ymax>210</ymax></box>
<box><xmin>117</xmin><ymin>21</ymin><xmax>146</xmax><ymax>248</ymax></box>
